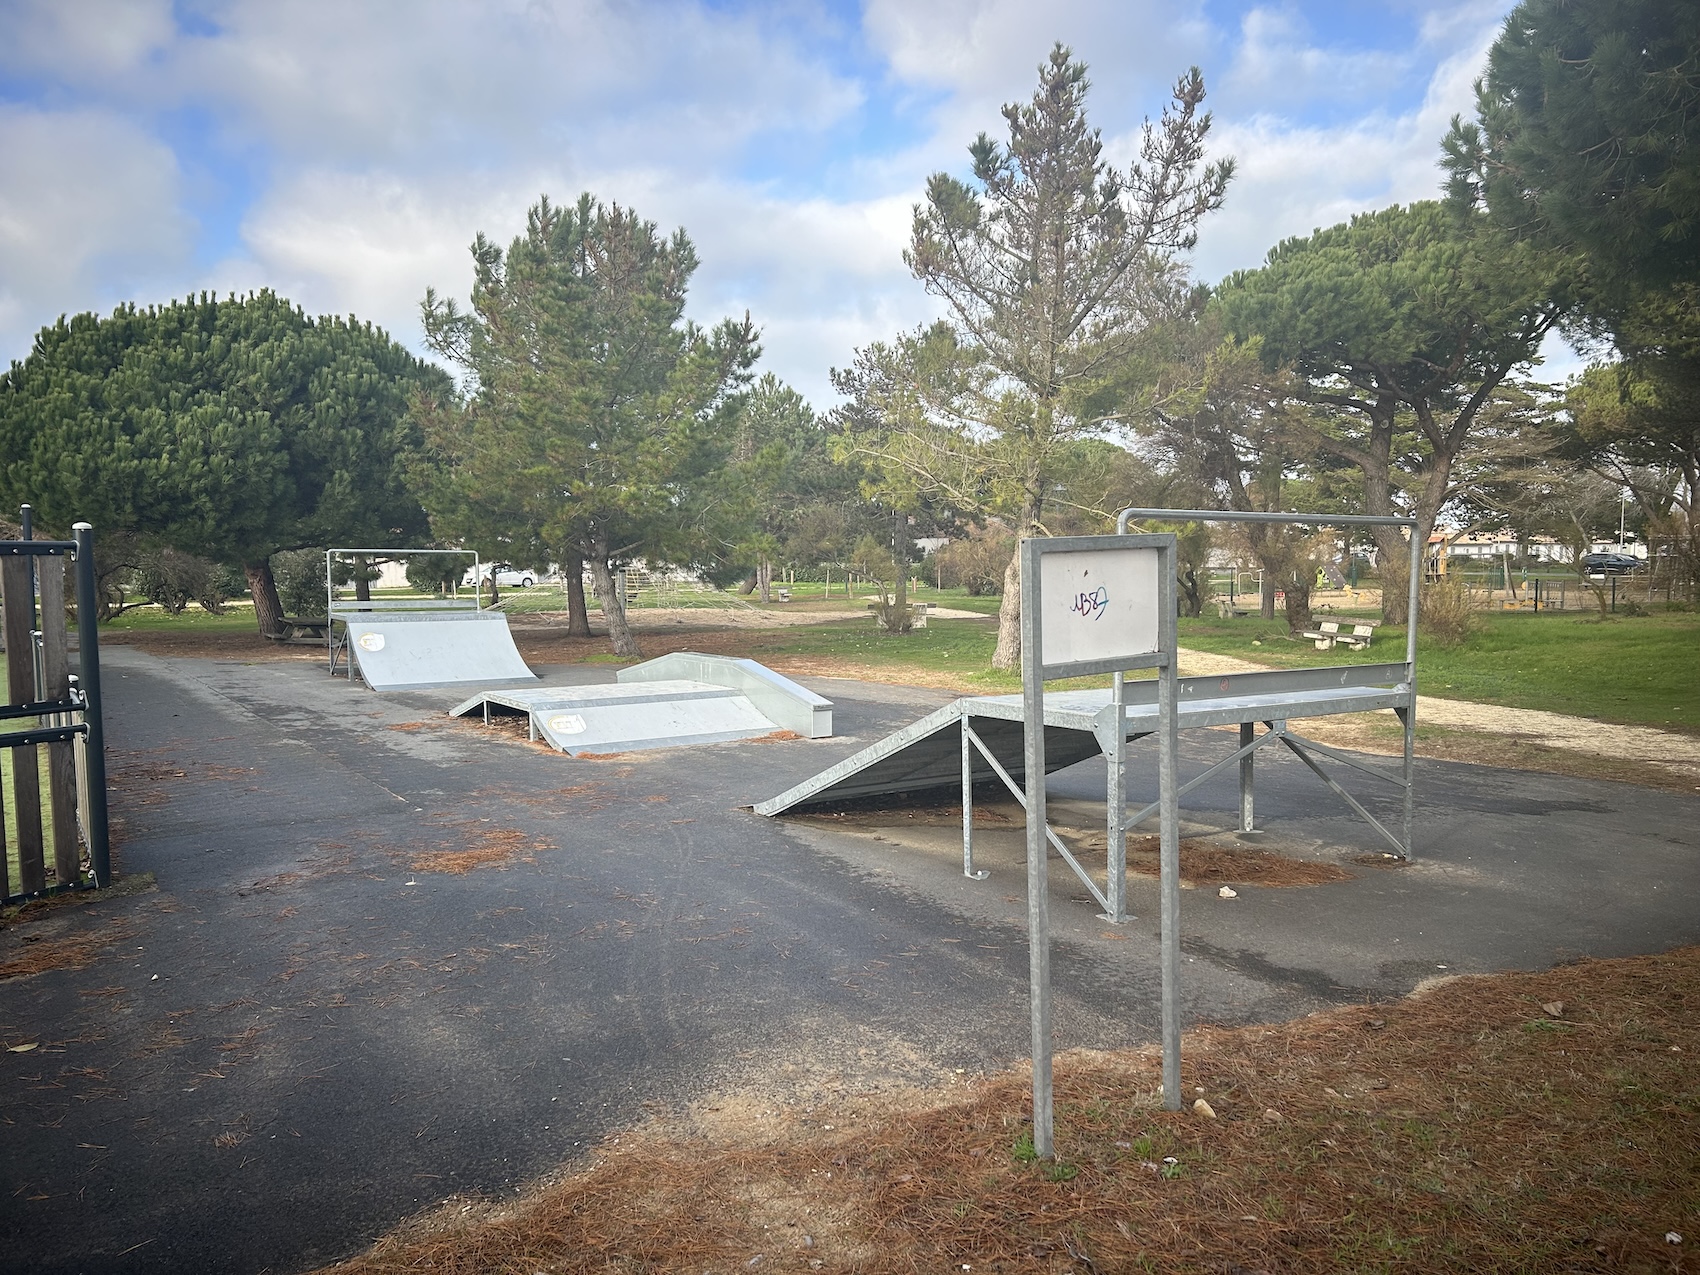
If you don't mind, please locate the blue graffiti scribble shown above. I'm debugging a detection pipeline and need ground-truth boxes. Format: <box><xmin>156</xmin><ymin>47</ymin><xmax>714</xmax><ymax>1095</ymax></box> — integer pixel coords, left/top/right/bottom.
<box><xmin>1069</xmin><ymin>586</ymin><xmax>1109</xmax><ymax>620</ymax></box>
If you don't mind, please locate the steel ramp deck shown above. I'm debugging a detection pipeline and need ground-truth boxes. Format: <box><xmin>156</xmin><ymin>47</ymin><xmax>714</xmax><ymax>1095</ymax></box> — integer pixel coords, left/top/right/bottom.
<box><xmin>334</xmin><ymin>609</ymin><xmax>538</xmax><ymax>692</ymax></box>
<box><xmin>755</xmin><ymin>663</ymin><xmax>1412</xmax><ymax>816</ymax></box>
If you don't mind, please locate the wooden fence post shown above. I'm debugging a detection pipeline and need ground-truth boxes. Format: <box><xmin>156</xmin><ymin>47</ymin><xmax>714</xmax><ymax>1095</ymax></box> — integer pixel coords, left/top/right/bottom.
<box><xmin>2</xmin><ymin>556</ymin><xmax>46</xmax><ymax>894</ymax></box>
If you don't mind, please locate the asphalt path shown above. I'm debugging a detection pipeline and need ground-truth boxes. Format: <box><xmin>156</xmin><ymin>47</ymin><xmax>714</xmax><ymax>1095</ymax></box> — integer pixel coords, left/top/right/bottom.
<box><xmin>4</xmin><ymin>648</ymin><xmax>1698</xmax><ymax>1273</ymax></box>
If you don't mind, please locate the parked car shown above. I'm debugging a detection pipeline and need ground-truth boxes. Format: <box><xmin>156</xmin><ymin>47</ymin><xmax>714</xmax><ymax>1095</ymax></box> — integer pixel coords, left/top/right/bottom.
<box><xmin>463</xmin><ymin>564</ymin><xmax>537</xmax><ymax>588</ymax></box>
<box><xmin>1579</xmin><ymin>552</ymin><xmax>1644</xmax><ymax>575</ymax></box>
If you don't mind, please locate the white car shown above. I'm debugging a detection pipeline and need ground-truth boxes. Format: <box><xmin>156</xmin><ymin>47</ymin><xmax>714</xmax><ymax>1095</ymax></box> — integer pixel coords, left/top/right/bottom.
<box><xmin>464</xmin><ymin>564</ymin><xmax>537</xmax><ymax>588</ymax></box>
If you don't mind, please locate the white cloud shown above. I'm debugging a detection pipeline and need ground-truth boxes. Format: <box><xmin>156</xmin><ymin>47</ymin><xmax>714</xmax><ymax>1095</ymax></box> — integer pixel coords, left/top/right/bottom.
<box><xmin>0</xmin><ymin>0</ymin><xmax>1535</xmax><ymax>407</ymax></box>
<box><xmin>1189</xmin><ymin>3</ymin><xmax>1504</xmax><ymax>283</ymax></box>
<box><xmin>218</xmin><ymin>163</ymin><xmax>933</xmax><ymax>401</ymax></box>
<box><xmin>1218</xmin><ymin>7</ymin><xmax>1413</xmax><ymax>113</ymax></box>
<box><xmin>0</xmin><ymin>106</ymin><xmax>193</xmax><ymax>356</ymax></box>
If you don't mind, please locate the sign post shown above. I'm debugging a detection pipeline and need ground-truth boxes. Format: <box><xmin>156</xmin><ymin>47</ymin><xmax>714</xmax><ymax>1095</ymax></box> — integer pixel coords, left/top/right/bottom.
<box><xmin>1020</xmin><ymin>533</ymin><xmax>1180</xmax><ymax>1158</ymax></box>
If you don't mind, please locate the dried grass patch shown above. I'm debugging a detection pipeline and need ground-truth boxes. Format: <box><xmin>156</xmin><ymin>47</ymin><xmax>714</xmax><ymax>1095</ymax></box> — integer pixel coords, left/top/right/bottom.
<box><xmin>408</xmin><ymin>823</ymin><xmax>552</xmax><ymax>875</ymax></box>
<box><xmin>316</xmin><ymin>946</ymin><xmax>1699</xmax><ymax>1275</ymax></box>
<box><xmin>0</xmin><ymin>916</ymin><xmax>138</xmax><ymax>981</ymax></box>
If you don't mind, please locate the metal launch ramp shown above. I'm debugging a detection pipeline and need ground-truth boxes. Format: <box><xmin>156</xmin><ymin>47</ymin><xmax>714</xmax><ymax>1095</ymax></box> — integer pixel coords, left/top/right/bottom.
<box><xmin>756</xmin><ymin>662</ymin><xmax>1415</xmax><ymax>826</ymax></box>
<box><xmin>330</xmin><ymin>601</ymin><xmax>538</xmax><ymax>692</ymax></box>
<box><xmin>449</xmin><ymin>652</ymin><xmax>832</xmax><ymax>755</ymax></box>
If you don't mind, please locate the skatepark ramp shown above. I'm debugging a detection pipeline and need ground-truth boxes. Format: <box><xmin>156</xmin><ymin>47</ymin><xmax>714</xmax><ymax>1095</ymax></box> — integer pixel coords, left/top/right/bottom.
<box><xmin>756</xmin><ymin>663</ymin><xmax>1414</xmax><ymax>819</ymax></box>
<box><xmin>449</xmin><ymin>652</ymin><xmax>832</xmax><ymax>755</ymax></box>
<box><xmin>330</xmin><ymin>599</ymin><xmax>537</xmax><ymax>693</ymax></box>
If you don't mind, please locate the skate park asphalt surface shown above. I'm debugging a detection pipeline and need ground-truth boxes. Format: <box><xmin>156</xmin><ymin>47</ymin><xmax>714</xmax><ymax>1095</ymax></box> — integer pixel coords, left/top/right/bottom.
<box><xmin>5</xmin><ymin>646</ymin><xmax>1699</xmax><ymax>1274</ymax></box>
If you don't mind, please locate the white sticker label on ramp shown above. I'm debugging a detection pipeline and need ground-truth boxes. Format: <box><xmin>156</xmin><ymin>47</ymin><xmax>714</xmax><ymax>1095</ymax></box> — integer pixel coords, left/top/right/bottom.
<box><xmin>358</xmin><ymin>632</ymin><xmax>386</xmax><ymax>652</ymax></box>
<box><xmin>547</xmin><ymin>713</ymin><xmax>587</xmax><ymax>734</ymax></box>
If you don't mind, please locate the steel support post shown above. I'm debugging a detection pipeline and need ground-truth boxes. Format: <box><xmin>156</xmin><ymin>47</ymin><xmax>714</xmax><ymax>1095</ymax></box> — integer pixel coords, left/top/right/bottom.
<box><xmin>72</xmin><ymin>524</ymin><xmax>111</xmax><ymax>888</ymax></box>
<box><xmin>1020</xmin><ymin>541</ymin><xmax>1053</xmax><ymax>1158</ymax></box>
<box><xmin>1403</xmin><ymin>531</ymin><xmax>1421</xmax><ymax>861</ymax></box>
<box><xmin>1102</xmin><ymin>671</ymin><xmax>1127</xmax><ymax>922</ymax></box>
<box><xmin>962</xmin><ymin>713</ymin><xmax>987</xmax><ymax>880</ymax></box>
<box><xmin>1398</xmin><ymin>703</ymin><xmax>1415</xmax><ymax>858</ymax></box>
<box><xmin>1238</xmin><ymin>721</ymin><xmax>1256</xmax><ymax>833</ymax></box>
<box><xmin>1158</xmin><ymin>548</ymin><xmax>1182</xmax><ymax>1111</ymax></box>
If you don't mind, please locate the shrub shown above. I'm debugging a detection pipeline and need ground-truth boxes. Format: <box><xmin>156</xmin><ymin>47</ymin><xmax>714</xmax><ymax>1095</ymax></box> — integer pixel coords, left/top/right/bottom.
<box><xmin>931</xmin><ymin>534</ymin><xmax>1015</xmax><ymax>595</ymax></box>
<box><xmin>136</xmin><ymin>547</ymin><xmax>232</xmax><ymax>614</ymax></box>
<box><xmin>270</xmin><ymin>549</ymin><xmax>328</xmax><ymax>617</ymax></box>
<box><xmin>1419</xmin><ymin>579</ymin><xmax>1476</xmax><ymax>648</ymax></box>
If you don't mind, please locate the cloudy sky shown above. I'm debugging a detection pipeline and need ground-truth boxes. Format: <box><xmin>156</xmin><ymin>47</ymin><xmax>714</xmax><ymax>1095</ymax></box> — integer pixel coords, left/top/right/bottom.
<box><xmin>0</xmin><ymin>0</ymin><xmax>1576</xmax><ymax>402</ymax></box>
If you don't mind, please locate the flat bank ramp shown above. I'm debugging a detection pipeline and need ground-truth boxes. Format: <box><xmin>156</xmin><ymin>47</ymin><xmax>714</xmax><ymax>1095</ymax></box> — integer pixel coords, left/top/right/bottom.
<box><xmin>450</xmin><ymin>652</ymin><xmax>833</xmax><ymax>755</ymax></box>
<box><xmin>339</xmin><ymin>610</ymin><xmax>537</xmax><ymax>692</ymax></box>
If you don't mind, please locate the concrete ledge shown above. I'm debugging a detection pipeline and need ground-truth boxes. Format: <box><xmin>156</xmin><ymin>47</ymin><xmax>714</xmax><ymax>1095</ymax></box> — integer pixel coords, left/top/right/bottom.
<box><xmin>618</xmin><ymin>652</ymin><xmax>832</xmax><ymax>738</ymax></box>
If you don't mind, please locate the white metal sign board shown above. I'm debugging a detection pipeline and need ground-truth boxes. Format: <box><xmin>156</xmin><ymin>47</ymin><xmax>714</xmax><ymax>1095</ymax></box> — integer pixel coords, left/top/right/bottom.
<box><xmin>1037</xmin><ymin>546</ymin><xmax>1161</xmax><ymax>674</ymax></box>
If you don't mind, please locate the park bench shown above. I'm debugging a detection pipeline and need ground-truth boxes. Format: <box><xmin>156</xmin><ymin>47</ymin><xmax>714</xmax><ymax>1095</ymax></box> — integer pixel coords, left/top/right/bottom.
<box><xmin>263</xmin><ymin>615</ymin><xmax>329</xmax><ymax>644</ymax></box>
<box><xmin>1297</xmin><ymin>618</ymin><xmax>1378</xmax><ymax>651</ymax></box>
<box><xmin>1214</xmin><ymin>597</ymin><xmax>1251</xmax><ymax>618</ymax></box>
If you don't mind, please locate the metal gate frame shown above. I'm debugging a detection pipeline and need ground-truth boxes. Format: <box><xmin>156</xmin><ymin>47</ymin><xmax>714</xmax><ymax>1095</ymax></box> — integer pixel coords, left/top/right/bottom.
<box><xmin>1</xmin><ymin>519</ymin><xmax>111</xmax><ymax>902</ymax></box>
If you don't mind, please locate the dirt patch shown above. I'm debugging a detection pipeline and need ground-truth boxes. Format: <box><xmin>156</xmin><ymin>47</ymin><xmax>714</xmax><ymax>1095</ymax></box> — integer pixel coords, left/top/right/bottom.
<box><xmin>313</xmin><ymin>944</ymin><xmax>1700</xmax><ymax>1275</ymax></box>
<box><xmin>101</xmin><ymin>628</ymin><xmax>320</xmax><ymax>661</ymax></box>
<box><xmin>107</xmin><ymin>752</ymin><xmax>261</xmax><ymax>811</ymax></box>
<box><xmin>1295</xmin><ymin>713</ymin><xmax>1700</xmax><ymax>796</ymax></box>
<box><xmin>408</xmin><ymin>821</ymin><xmax>552</xmax><ymax>875</ymax></box>
<box><xmin>1123</xmin><ymin>835</ymin><xmax>1355</xmax><ymax>887</ymax></box>
<box><xmin>797</xmin><ymin>803</ymin><xmax>1351</xmax><ymax>888</ymax></box>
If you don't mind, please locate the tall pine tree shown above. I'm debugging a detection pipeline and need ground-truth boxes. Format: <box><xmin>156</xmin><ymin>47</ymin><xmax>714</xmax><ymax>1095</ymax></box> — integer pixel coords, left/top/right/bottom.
<box><xmin>418</xmin><ymin>195</ymin><xmax>758</xmax><ymax>658</ymax></box>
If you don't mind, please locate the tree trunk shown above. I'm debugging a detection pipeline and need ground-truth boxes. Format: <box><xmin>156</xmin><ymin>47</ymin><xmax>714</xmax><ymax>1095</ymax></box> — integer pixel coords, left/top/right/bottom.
<box><xmin>1282</xmin><ymin>577</ymin><xmax>1313</xmax><ymax>632</ymax></box>
<box><xmin>565</xmin><ymin>549</ymin><xmax>591</xmax><ymax>637</ymax></box>
<box><xmin>1179</xmin><ymin>565</ymin><xmax>1203</xmax><ymax>617</ymax></box>
<box><xmin>245</xmin><ymin>560</ymin><xmax>285</xmax><ymax>637</ymax></box>
<box><xmin>588</xmin><ymin>552</ymin><xmax>641</xmax><ymax>658</ymax></box>
<box><xmin>353</xmin><ymin>555</ymin><xmax>371</xmax><ymax>602</ymax></box>
<box><xmin>992</xmin><ymin>544</ymin><xmax>1022</xmax><ymax>670</ymax></box>
<box><xmin>758</xmin><ymin>559</ymin><xmax>771</xmax><ymax>604</ymax></box>
<box><xmin>737</xmin><ymin>574</ymin><xmax>757</xmax><ymax>596</ymax></box>
<box><xmin>890</xmin><ymin>511</ymin><xmax>910</xmax><ymax>634</ymax></box>
<box><xmin>1259</xmin><ymin>572</ymin><xmax>1276</xmax><ymax>620</ymax></box>
<box><xmin>1372</xmin><ymin>528</ymin><xmax>1410</xmax><ymax>625</ymax></box>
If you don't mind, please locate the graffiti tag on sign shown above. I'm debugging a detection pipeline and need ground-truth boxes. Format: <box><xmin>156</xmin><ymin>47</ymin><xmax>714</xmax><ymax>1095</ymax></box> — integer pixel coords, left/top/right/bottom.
<box><xmin>1069</xmin><ymin>585</ymin><xmax>1110</xmax><ymax>621</ymax></box>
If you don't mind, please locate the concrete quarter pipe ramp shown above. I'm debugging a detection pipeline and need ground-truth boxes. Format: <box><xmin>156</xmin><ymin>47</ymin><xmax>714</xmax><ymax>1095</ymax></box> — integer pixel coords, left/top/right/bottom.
<box><xmin>332</xmin><ymin>605</ymin><xmax>538</xmax><ymax>692</ymax></box>
<box><xmin>450</xmin><ymin>652</ymin><xmax>831</xmax><ymax>755</ymax></box>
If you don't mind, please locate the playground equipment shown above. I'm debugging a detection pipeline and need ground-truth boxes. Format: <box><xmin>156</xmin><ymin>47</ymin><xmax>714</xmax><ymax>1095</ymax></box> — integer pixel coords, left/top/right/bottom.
<box><xmin>449</xmin><ymin>652</ymin><xmax>831</xmax><ymax>754</ymax></box>
<box><xmin>326</xmin><ymin>548</ymin><xmax>537</xmax><ymax>692</ymax></box>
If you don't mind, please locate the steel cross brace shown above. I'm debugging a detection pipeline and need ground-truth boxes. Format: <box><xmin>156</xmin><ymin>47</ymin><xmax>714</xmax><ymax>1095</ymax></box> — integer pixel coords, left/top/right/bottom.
<box><xmin>960</xmin><ymin>718</ymin><xmax>1116</xmax><ymax>917</ymax></box>
<box><xmin>1117</xmin><ymin>718</ymin><xmax>1412</xmax><ymax>859</ymax></box>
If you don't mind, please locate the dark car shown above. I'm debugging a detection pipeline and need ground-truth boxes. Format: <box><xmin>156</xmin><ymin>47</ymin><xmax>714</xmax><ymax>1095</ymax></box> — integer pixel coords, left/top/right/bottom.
<box><xmin>1580</xmin><ymin>552</ymin><xmax>1644</xmax><ymax>575</ymax></box>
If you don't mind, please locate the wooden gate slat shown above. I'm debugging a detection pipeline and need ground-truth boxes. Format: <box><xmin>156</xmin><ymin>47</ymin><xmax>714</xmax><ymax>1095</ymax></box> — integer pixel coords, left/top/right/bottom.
<box><xmin>1</xmin><ymin>556</ymin><xmax>45</xmax><ymax>895</ymax></box>
<box><xmin>38</xmin><ymin>558</ymin><xmax>80</xmax><ymax>886</ymax></box>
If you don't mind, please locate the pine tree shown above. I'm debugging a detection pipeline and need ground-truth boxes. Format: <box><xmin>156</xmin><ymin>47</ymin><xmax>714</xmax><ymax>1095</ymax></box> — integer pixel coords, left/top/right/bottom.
<box><xmin>419</xmin><ymin>195</ymin><xmax>758</xmax><ymax>658</ymax></box>
<box><xmin>0</xmin><ymin>292</ymin><xmax>443</xmax><ymax>633</ymax></box>
<box><xmin>849</xmin><ymin>45</ymin><xmax>1230</xmax><ymax>668</ymax></box>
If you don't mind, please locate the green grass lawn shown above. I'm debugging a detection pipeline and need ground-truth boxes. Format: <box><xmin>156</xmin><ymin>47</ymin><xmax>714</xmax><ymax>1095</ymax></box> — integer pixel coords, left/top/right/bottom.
<box><xmin>100</xmin><ymin>603</ymin><xmax>259</xmax><ymax>635</ymax></box>
<box><xmin>2</xmin><ymin>745</ymin><xmax>62</xmax><ymax>891</ymax></box>
<box><xmin>1172</xmin><ymin>608</ymin><xmax>1700</xmax><ymax>732</ymax></box>
<box><xmin>745</xmin><ymin>604</ymin><xmax>1700</xmax><ymax>732</ymax></box>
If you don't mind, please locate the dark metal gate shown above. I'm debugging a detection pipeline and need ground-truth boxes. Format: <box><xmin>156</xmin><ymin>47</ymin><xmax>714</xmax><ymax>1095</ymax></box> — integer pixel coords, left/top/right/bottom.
<box><xmin>0</xmin><ymin>518</ymin><xmax>110</xmax><ymax>903</ymax></box>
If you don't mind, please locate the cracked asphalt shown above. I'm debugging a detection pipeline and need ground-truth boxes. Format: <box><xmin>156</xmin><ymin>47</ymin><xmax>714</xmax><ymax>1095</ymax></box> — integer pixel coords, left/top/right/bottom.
<box><xmin>4</xmin><ymin>647</ymin><xmax>1697</xmax><ymax>1273</ymax></box>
